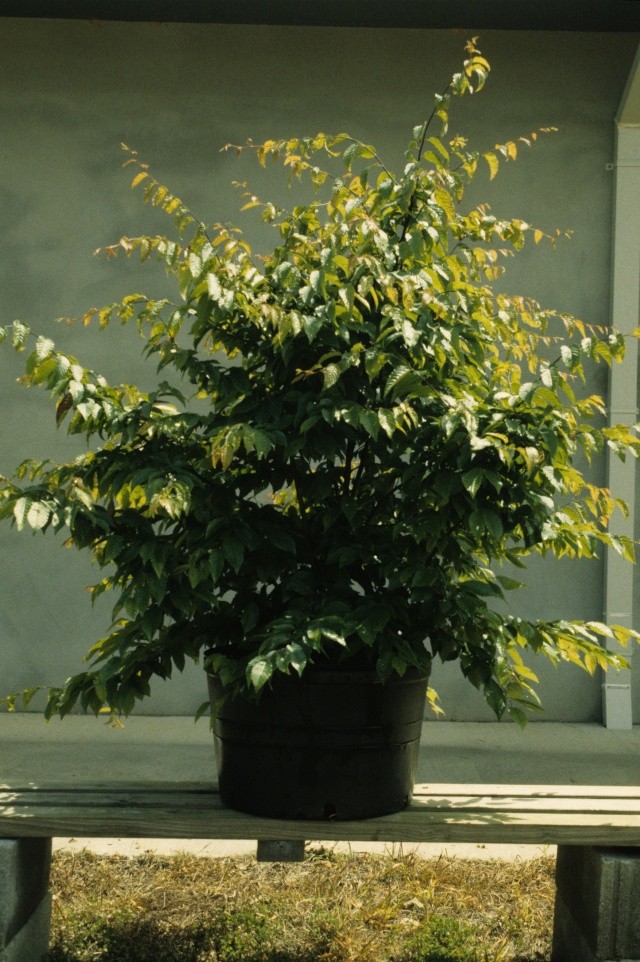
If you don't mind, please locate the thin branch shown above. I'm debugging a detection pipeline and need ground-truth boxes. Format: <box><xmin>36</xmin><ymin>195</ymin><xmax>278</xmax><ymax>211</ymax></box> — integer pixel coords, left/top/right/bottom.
<box><xmin>342</xmin><ymin>439</ymin><xmax>356</xmax><ymax>495</ymax></box>
<box><xmin>290</xmin><ymin>460</ymin><xmax>312</xmax><ymax>540</ymax></box>
<box><xmin>351</xmin><ymin>440</ymin><xmax>371</xmax><ymax>490</ymax></box>
<box><xmin>398</xmin><ymin>83</ymin><xmax>452</xmax><ymax>244</ymax></box>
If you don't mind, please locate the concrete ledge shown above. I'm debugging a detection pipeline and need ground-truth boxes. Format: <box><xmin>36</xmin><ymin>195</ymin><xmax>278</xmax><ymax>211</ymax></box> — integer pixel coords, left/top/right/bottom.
<box><xmin>552</xmin><ymin>846</ymin><xmax>640</xmax><ymax>962</ymax></box>
<box><xmin>257</xmin><ymin>840</ymin><xmax>305</xmax><ymax>862</ymax></box>
<box><xmin>0</xmin><ymin>839</ymin><xmax>51</xmax><ymax>948</ymax></box>
<box><xmin>1</xmin><ymin>892</ymin><xmax>51</xmax><ymax>962</ymax></box>
<box><xmin>553</xmin><ymin>895</ymin><xmax>610</xmax><ymax>962</ymax></box>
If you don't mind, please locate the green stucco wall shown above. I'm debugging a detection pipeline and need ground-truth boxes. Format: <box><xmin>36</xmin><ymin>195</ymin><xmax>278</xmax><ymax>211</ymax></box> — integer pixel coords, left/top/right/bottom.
<box><xmin>1</xmin><ymin>18</ymin><xmax>638</xmax><ymax>719</ymax></box>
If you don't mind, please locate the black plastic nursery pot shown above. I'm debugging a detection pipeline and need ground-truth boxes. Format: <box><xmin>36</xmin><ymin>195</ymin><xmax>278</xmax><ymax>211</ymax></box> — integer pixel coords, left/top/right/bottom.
<box><xmin>207</xmin><ymin>663</ymin><xmax>428</xmax><ymax>820</ymax></box>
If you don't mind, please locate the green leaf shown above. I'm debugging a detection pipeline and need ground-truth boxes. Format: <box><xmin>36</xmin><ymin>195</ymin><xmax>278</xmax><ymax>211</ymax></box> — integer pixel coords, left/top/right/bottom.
<box><xmin>13</xmin><ymin>497</ymin><xmax>30</xmax><ymax>531</ymax></box>
<box><xmin>206</xmin><ymin>273</ymin><xmax>223</xmax><ymax>299</ymax></box>
<box><xmin>247</xmin><ymin>659</ymin><xmax>273</xmax><ymax>692</ymax></box>
<box><xmin>299</xmin><ymin>414</ymin><xmax>321</xmax><ymax>433</ymax></box>
<box><xmin>30</xmin><ymin>356</ymin><xmax>57</xmax><ymax>386</ymax></box>
<box><xmin>462</xmin><ymin>468</ymin><xmax>483</xmax><ymax>497</ymax></box>
<box><xmin>497</xmin><ymin>576</ymin><xmax>524</xmax><ymax>591</ymax></box>
<box><xmin>271</xmin><ymin>261</ymin><xmax>293</xmax><ymax>285</ymax></box>
<box><xmin>364</xmin><ymin>348</ymin><xmax>387</xmax><ymax>380</ymax></box>
<box><xmin>302</xmin><ymin>314</ymin><xmax>323</xmax><ymax>343</ymax></box>
<box><xmin>358</xmin><ymin>408</ymin><xmax>380</xmax><ymax>439</ymax></box>
<box><xmin>377</xmin><ymin>409</ymin><xmax>396</xmax><ymax>438</ymax></box>
<box><xmin>9</xmin><ymin>320</ymin><xmax>30</xmax><ymax>351</ymax></box>
<box><xmin>35</xmin><ymin>336</ymin><xmax>55</xmax><ymax>360</ymax></box>
<box><xmin>384</xmin><ymin>365</ymin><xmax>421</xmax><ymax>399</ymax></box>
<box><xmin>269</xmin><ymin>528</ymin><xmax>296</xmax><ymax>553</ymax></box>
<box><xmin>484</xmin><ymin>510</ymin><xmax>504</xmax><ymax>540</ymax></box>
<box><xmin>222</xmin><ymin>534</ymin><xmax>244</xmax><ymax>573</ymax></box>
<box><xmin>402</xmin><ymin>319</ymin><xmax>420</xmax><ymax>348</ymax></box>
<box><xmin>323</xmin><ymin>363</ymin><xmax>341</xmax><ymax>389</ymax></box>
<box><xmin>469</xmin><ymin>507</ymin><xmax>504</xmax><ymax>541</ymax></box>
<box><xmin>26</xmin><ymin>501</ymin><xmax>51</xmax><ymax>530</ymax></box>
<box><xmin>434</xmin><ymin>186</ymin><xmax>455</xmax><ymax>221</ymax></box>
<box><xmin>208</xmin><ymin>550</ymin><xmax>225</xmax><ymax>583</ymax></box>
<box><xmin>540</xmin><ymin>365</ymin><xmax>553</xmax><ymax>388</ymax></box>
<box><xmin>483</xmin><ymin>152</ymin><xmax>499</xmax><ymax>180</ymax></box>
<box><xmin>484</xmin><ymin>680</ymin><xmax>507</xmax><ymax>719</ymax></box>
<box><xmin>194</xmin><ymin>700</ymin><xmax>210</xmax><ymax>722</ymax></box>
<box><xmin>241</xmin><ymin>602</ymin><xmax>260</xmax><ymax>632</ymax></box>
<box><xmin>251</xmin><ymin>429</ymin><xmax>274</xmax><ymax>458</ymax></box>
<box><xmin>508</xmin><ymin>706</ymin><xmax>529</xmax><ymax>728</ymax></box>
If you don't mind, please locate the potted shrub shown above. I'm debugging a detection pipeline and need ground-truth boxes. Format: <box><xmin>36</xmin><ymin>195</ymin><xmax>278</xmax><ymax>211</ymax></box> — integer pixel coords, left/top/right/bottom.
<box><xmin>1</xmin><ymin>41</ymin><xmax>638</xmax><ymax>818</ymax></box>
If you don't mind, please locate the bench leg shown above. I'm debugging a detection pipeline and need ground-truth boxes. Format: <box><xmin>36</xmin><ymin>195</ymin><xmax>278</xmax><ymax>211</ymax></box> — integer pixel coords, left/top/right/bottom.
<box><xmin>256</xmin><ymin>840</ymin><xmax>305</xmax><ymax>862</ymax></box>
<box><xmin>552</xmin><ymin>844</ymin><xmax>640</xmax><ymax>962</ymax></box>
<box><xmin>0</xmin><ymin>838</ymin><xmax>52</xmax><ymax>962</ymax></box>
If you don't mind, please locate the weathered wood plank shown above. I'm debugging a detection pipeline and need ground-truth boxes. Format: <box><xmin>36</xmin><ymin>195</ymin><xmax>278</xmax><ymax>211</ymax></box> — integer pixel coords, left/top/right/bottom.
<box><xmin>4</xmin><ymin>788</ymin><xmax>640</xmax><ymax>816</ymax></box>
<box><xmin>2</xmin><ymin>811</ymin><xmax>640</xmax><ymax>846</ymax></box>
<box><xmin>1</xmin><ymin>786</ymin><xmax>640</xmax><ymax>846</ymax></box>
<box><xmin>2</xmin><ymin>781</ymin><xmax>638</xmax><ymax>799</ymax></box>
<box><xmin>413</xmin><ymin>784</ymin><xmax>640</xmax><ymax>799</ymax></box>
<box><xmin>2</xmin><ymin>785</ymin><xmax>638</xmax><ymax>804</ymax></box>
<box><xmin>413</xmin><ymin>796</ymin><xmax>640</xmax><ymax>814</ymax></box>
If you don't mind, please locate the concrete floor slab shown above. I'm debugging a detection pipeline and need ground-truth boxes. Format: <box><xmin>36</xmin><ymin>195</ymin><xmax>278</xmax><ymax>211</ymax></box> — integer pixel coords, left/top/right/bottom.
<box><xmin>3</xmin><ymin>716</ymin><xmax>640</xmax><ymax>788</ymax></box>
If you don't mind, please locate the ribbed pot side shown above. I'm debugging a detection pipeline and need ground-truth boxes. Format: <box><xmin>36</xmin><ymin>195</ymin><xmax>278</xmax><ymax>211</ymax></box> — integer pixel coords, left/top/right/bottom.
<box><xmin>207</xmin><ymin>665</ymin><xmax>428</xmax><ymax>820</ymax></box>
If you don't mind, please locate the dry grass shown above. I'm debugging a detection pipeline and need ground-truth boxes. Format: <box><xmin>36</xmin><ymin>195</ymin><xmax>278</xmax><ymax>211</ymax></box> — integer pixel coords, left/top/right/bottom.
<box><xmin>46</xmin><ymin>847</ymin><xmax>555</xmax><ymax>962</ymax></box>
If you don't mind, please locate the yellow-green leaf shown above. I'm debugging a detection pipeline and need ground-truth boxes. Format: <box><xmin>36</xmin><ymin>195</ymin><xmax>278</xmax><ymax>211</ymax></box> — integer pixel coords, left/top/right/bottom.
<box><xmin>483</xmin><ymin>152</ymin><xmax>499</xmax><ymax>180</ymax></box>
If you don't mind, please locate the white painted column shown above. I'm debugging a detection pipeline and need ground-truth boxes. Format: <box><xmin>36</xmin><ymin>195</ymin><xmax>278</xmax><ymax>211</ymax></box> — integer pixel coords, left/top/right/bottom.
<box><xmin>603</xmin><ymin>47</ymin><xmax>640</xmax><ymax>729</ymax></box>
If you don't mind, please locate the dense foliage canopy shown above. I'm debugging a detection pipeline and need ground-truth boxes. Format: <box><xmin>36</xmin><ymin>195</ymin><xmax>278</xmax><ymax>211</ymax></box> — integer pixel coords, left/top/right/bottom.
<box><xmin>2</xmin><ymin>40</ymin><xmax>639</xmax><ymax>723</ymax></box>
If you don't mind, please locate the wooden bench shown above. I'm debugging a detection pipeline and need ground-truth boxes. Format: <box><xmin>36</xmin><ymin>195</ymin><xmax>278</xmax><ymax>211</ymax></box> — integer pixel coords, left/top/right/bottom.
<box><xmin>1</xmin><ymin>781</ymin><xmax>640</xmax><ymax>962</ymax></box>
